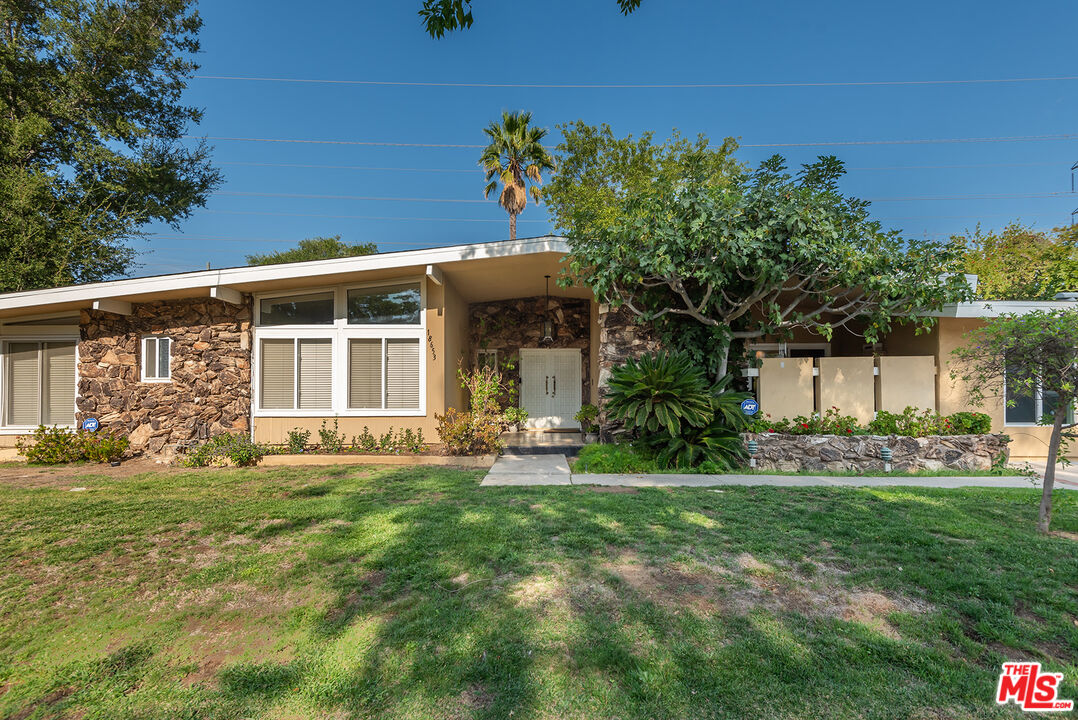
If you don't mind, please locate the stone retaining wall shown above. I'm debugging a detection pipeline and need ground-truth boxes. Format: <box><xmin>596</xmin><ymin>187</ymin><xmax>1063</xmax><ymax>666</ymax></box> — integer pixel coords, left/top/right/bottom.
<box><xmin>77</xmin><ymin>298</ymin><xmax>252</xmax><ymax>455</ymax></box>
<box><xmin>743</xmin><ymin>432</ymin><xmax>1010</xmax><ymax>472</ymax></box>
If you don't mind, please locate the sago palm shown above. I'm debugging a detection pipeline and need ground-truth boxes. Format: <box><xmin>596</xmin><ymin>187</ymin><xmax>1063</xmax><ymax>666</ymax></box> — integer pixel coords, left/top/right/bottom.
<box><xmin>479</xmin><ymin>111</ymin><xmax>554</xmax><ymax>240</ymax></box>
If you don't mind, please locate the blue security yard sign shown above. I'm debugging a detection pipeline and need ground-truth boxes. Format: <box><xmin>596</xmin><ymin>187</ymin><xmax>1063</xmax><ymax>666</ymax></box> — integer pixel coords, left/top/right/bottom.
<box><xmin>740</xmin><ymin>398</ymin><xmax>759</xmax><ymax>416</ymax></box>
<box><xmin>81</xmin><ymin>417</ymin><xmax>100</xmax><ymax>432</ymax></box>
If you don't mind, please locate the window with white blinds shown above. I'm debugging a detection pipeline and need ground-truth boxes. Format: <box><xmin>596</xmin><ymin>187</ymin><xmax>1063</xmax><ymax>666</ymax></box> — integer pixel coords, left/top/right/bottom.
<box><xmin>348</xmin><ymin>338</ymin><xmax>420</xmax><ymax>410</ymax></box>
<box><xmin>260</xmin><ymin>338</ymin><xmax>332</xmax><ymax>411</ymax></box>
<box><xmin>4</xmin><ymin>341</ymin><xmax>76</xmax><ymax>427</ymax></box>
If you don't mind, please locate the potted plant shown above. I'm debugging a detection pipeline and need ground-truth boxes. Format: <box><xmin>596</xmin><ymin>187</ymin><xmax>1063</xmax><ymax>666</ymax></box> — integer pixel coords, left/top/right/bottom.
<box><xmin>575</xmin><ymin>404</ymin><xmax>600</xmax><ymax>443</ymax></box>
<box><xmin>503</xmin><ymin>406</ymin><xmax>528</xmax><ymax>433</ymax></box>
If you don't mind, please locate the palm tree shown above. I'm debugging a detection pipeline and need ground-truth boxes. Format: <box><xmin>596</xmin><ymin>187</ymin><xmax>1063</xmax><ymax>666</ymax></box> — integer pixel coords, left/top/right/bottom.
<box><xmin>479</xmin><ymin>111</ymin><xmax>555</xmax><ymax>240</ymax></box>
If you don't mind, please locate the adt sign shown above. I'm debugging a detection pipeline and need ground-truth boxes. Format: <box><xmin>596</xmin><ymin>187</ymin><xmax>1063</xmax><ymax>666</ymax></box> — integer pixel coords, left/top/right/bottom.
<box><xmin>740</xmin><ymin>398</ymin><xmax>759</xmax><ymax>416</ymax></box>
<box><xmin>81</xmin><ymin>417</ymin><xmax>99</xmax><ymax>432</ymax></box>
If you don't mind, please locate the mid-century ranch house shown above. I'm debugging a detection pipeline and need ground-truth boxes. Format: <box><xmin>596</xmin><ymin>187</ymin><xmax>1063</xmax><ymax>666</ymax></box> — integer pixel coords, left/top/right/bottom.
<box><xmin>0</xmin><ymin>236</ymin><xmax>1072</xmax><ymax>461</ymax></box>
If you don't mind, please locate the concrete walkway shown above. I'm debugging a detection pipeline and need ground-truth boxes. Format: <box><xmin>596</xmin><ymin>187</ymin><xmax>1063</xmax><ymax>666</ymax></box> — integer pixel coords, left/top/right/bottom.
<box><xmin>480</xmin><ymin>454</ymin><xmax>1078</xmax><ymax>489</ymax></box>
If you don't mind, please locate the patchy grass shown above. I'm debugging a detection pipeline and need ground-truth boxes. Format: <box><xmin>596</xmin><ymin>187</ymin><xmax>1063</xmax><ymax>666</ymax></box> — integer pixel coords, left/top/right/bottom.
<box><xmin>0</xmin><ymin>464</ymin><xmax>1075</xmax><ymax>718</ymax></box>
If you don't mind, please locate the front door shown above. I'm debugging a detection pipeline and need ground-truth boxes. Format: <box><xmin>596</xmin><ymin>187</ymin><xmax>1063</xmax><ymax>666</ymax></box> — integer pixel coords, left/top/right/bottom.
<box><xmin>519</xmin><ymin>349</ymin><xmax>582</xmax><ymax>430</ymax></box>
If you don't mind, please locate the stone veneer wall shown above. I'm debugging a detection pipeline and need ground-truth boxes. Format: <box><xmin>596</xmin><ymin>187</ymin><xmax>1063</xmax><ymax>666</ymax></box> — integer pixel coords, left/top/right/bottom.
<box><xmin>77</xmin><ymin>298</ymin><xmax>252</xmax><ymax>454</ymax></box>
<box><xmin>596</xmin><ymin>304</ymin><xmax>662</xmax><ymax>440</ymax></box>
<box><xmin>743</xmin><ymin>432</ymin><xmax>1010</xmax><ymax>472</ymax></box>
<box><xmin>469</xmin><ymin>296</ymin><xmax>591</xmax><ymax>403</ymax></box>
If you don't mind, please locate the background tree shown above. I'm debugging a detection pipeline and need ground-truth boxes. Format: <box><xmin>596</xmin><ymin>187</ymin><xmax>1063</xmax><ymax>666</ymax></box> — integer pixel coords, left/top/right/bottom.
<box><xmin>0</xmin><ymin>0</ymin><xmax>220</xmax><ymax>293</ymax></box>
<box><xmin>246</xmin><ymin>236</ymin><xmax>378</xmax><ymax>266</ymax></box>
<box><xmin>547</xmin><ymin>124</ymin><xmax>972</xmax><ymax>379</ymax></box>
<box><xmin>421</xmin><ymin>0</ymin><xmax>641</xmax><ymax>37</ymax></box>
<box><xmin>960</xmin><ymin>223</ymin><xmax>1078</xmax><ymax>301</ymax></box>
<box><xmin>951</xmin><ymin>310</ymin><xmax>1078</xmax><ymax>533</ymax></box>
<box><xmin>479</xmin><ymin>111</ymin><xmax>554</xmax><ymax>241</ymax></box>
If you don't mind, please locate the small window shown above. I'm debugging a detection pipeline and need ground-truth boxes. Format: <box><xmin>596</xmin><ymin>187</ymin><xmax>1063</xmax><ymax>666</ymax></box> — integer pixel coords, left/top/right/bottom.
<box><xmin>142</xmin><ymin>337</ymin><xmax>171</xmax><ymax>382</ymax></box>
<box><xmin>4</xmin><ymin>341</ymin><xmax>75</xmax><ymax>426</ymax></box>
<box><xmin>477</xmin><ymin>349</ymin><xmax>498</xmax><ymax>371</ymax></box>
<box><xmin>347</xmin><ymin>283</ymin><xmax>421</xmax><ymax>325</ymax></box>
<box><xmin>1005</xmin><ymin>364</ymin><xmax>1072</xmax><ymax>425</ymax></box>
<box><xmin>259</xmin><ymin>292</ymin><xmax>334</xmax><ymax>326</ymax></box>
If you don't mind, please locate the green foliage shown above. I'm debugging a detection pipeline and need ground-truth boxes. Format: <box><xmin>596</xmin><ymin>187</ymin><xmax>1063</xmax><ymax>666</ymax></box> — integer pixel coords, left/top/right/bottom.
<box><xmin>574</xmin><ymin>404</ymin><xmax>599</xmax><ymax>431</ymax></box>
<box><xmin>751</xmin><ymin>407</ymin><xmax>994</xmax><ymax>438</ymax></box>
<box><xmin>318</xmin><ymin>418</ymin><xmax>347</xmax><ymax>454</ymax></box>
<box><xmin>605</xmin><ymin>352</ymin><xmax>750</xmax><ymax>468</ymax></box>
<box><xmin>246</xmin><ymin>236</ymin><xmax>377</xmax><ymax>266</ymax></box>
<box><xmin>0</xmin><ymin>0</ymin><xmax>220</xmax><ymax>292</ymax></box>
<box><xmin>420</xmin><ymin>0</ymin><xmax>640</xmax><ymax>37</ymax></box>
<box><xmin>435</xmin><ymin>408</ymin><xmax>503</xmax><ymax>455</ymax></box>
<box><xmin>549</xmin><ymin>124</ymin><xmax>972</xmax><ymax>377</ymax></box>
<box><xmin>503</xmin><ymin>406</ymin><xmax>529</xmax><ymax>427</ymax></box>
<box><xmin>574</xmin><ymin>443</ymin><xmax>659</xmax><ymax>473</ymax></box>
<box><xmin>960</xmin><ymin>223</ymin><xmax>1078</xmax><ymax>301</ymax></box>
<box><xmin>184</xmin><ymin>434</ymin><xmax>266</xmax><ymax>468</ymax></box>
<box><xmin>17</xmin><ymin>425</ymin><xmax>129</xmax><ymax>464</ymax></box>
<box><xmin>286</xmin><ymin>428</ymin><xmax>311</xmax><ymax>454</ymax></box>
<box><xmin>479</xmin><ymin>111</ymin><xmax>555</xmax><ymax>239</ymax></box>
<box><xmin>605</xmin><ymin>351</ymin><xmax>714</xmax><ymax>435</ymax></box>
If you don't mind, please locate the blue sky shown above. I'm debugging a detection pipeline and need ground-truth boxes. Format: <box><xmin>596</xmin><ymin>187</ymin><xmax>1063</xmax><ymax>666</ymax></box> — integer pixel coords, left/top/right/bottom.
<box><xmin>142</xmin><ymin>0</ymin><xmax>1078</xmax><ymax>275</ymax></box>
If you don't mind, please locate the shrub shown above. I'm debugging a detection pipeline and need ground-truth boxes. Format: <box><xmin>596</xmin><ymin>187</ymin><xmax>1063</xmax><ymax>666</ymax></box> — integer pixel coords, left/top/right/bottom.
<box><xmin>286</xmin><ymin>428</ymin><xmax>311</xmax><ymax>454</ymax></box>
<box><xmin>436</xmin><ymin>408</ymin><xmax>503</xmax><ymax>455</ymax></box>
<box><xmin>946</xmin><ymin>411</ymin><xmax>992</xmax><ymax>435</ymax></box>
<box><xmin>318</xmin><ymin>418</ymin><xmax>346</xmax><ymax>454</ymax></box>
<box><xmin>184</xmin><ymin>433</ymin><xmax>267</xmax><ymax>467</ymax></box>
<box><xmin>574</xmin><ymin>443</ymin><xmax>659</xmax><ymax>473</ymax></box>
<box><xmin>18</xmin><ymin>426</ymin><xmax>129</xmax><ymax>464</ymax></box>
<box><xmin>574</xmin><ymin>404</ymin><xmax>599</xmax><ymax>432</ymax></box>
<box><xmin>606</xmin><ymin>351</ymin><xmax>714</xmax><ymax>435</ymax></box>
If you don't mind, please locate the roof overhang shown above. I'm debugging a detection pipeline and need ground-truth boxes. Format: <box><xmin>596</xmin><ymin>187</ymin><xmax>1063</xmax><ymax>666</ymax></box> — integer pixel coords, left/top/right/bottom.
<box><xmin>932</xmin><ymin>300</ymin><xmax>1078</xmax><ymax>318</ymax></box>
<box><xmin>0</xmin><ymin>236</ymin><xmax>575</xmax><ymax>318</ymax></box>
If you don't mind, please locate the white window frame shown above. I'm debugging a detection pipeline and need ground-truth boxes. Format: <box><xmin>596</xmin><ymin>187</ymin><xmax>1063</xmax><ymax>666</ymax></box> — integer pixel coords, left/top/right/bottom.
<box><xmin>141</xmin><ymin>335</ymin><xmax>172</xmax><ymax>383</ymax></box>
<box><xmin>476</xmin><ymin>349</ymin><xmax>498</xmax><ymax>371</ymax></box>
<box><xmin>252</xmin><ymin>278</ymin><xmax>426</xmax><ymax>418</ymax></box>
<box><xmin>0</xmin><ymin>336</ymin><xmax>79</xmax><ymax>433</ymax></box>
<box><xmin>1002</xmin><ymin>368</ymin><xmax>1068</xmax><ymax>427</ymax></box>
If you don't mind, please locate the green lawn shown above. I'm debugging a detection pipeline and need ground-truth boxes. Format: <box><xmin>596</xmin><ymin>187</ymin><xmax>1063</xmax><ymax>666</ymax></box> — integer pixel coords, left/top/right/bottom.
<box><xmin>0</xmin><ymin>464</ymin><xmax>1076</xmax><ymax>719</ymax></box>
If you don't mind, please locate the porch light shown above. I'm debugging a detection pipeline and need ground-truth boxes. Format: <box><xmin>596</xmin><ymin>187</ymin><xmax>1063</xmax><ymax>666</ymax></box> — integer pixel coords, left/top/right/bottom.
<box><xmin>541</xmin><ymin>275</ymin><xmax>557</xmax><ymax>344</ymax></box>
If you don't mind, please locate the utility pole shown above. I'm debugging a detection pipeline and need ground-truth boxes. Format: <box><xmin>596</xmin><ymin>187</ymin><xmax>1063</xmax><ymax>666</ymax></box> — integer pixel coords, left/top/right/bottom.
<box><xmin>1072</xmin><ymin>161</ymin><xmax>1077</xmax><ymax>226</ymax></box>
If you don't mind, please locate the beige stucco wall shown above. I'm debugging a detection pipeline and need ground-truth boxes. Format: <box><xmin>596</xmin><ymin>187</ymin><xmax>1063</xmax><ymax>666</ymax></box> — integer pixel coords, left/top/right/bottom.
<box><xmin>877</xmin><ymin>356</ymin><xmax>936</xmax><ymax>413</ymax></box>
<box><xmin>935</xmin><ymin>317</ymin><xmax>1072</xmax><ymax>460</ymax></box>
<box><xmin>817</xmin><ymin>357</ymin><xmax>876</xmax><ymax>424</ymax></box>
<box><xmin>758</xmin><ymin>357</ymin><xmax>815</xmax><ymax>419</ymax></box>
<box><xmin>442</xmin><ymin>278</ymin><xmax>469</xmax><ymax>413</ymax></box>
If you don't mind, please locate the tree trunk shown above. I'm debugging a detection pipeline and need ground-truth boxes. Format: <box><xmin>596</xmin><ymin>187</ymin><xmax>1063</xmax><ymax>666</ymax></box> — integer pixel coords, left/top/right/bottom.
<box><xmin>716</xmin><ymin>339</ymin><xmax>731</xmax><ymax>383</ymax></box>
<box><xmin>509</xmin><ymin>213</ymin><xmax>517</xmax><ymax>241</ymax></box>
<box><xmin>1038</xmin><ymin>404</ymin><xmax>1067</xmax><ymax>533</ymax></box>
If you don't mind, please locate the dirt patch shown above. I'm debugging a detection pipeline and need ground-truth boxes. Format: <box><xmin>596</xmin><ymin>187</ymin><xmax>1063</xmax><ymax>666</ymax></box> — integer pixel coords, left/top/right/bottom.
<box><xmin>324</xmin><ymin>571</ymin><xmax>386</xmax><ymax>624</ymax></box>
<box><xmin>0</xmin><ymin>457</ymin><xmax>189</xmax><ymax>488</ymax></box>
<box><xmin>8</xmin><ymin>686</ymin><xmax>74</xmax><ymax>720</ymax></box>
<box><xmin>1050</xmin><ymin>530</ymin><xmax>1078</xmax><ymax>542</ymax></box>
<box><xmin>603</xmin><ymin>550</ymin><xmax>929</xmax><ymax>637</ymax></box>
<box><xmin>178</xmin><ymin>615</ymin><xmax>295</xmax><ymax>688</ymax></box>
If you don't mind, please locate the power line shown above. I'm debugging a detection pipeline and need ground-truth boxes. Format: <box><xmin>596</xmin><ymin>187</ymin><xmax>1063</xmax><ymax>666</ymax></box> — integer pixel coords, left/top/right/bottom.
<box><xmin>187</xmin><ymin>132</ymin><xmax>1077</xmax><ymax>149</ymax></box>
<box><xmin>211</xmin><ymin>189</ymin><xmax>1071</xmax><ymax>204</ymax></box>
<box><xmin>219</xmin><ymin>161</ymin><xmax>476</xmax><ymax>173</ymax></box>
<box><xmin>201</xmin><ymin>208</ymin><xmax>548</xmax><ymax>223</ymax></box>
<box><xmin>193</xmin><ymin>74</ymin><xmax>1078</xmax><ymax>89</ymax></box>
<box><xmin>216</xmin><ymin>159</ymin><xmax>1062</xmax><ymax>174</ymax></box>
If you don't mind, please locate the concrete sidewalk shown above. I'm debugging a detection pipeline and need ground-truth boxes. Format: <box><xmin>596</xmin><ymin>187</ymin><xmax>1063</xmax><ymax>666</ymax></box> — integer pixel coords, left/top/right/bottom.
<box><xmin>480</xmin><ymin>454</ymin><xmax>1076</xmax><ymax>489</ymax></box>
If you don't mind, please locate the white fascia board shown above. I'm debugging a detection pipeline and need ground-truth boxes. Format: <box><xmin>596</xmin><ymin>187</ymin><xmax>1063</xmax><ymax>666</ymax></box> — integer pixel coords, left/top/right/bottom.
<box><xmin>0</xmin><ymin>236</ymin><xmax>569</xmax><ymax>313</ymax></box>
<box><xmin>932</xmin><ymin>300</ymin><xmax>1078</xmax><ymax>318</ymax></box>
